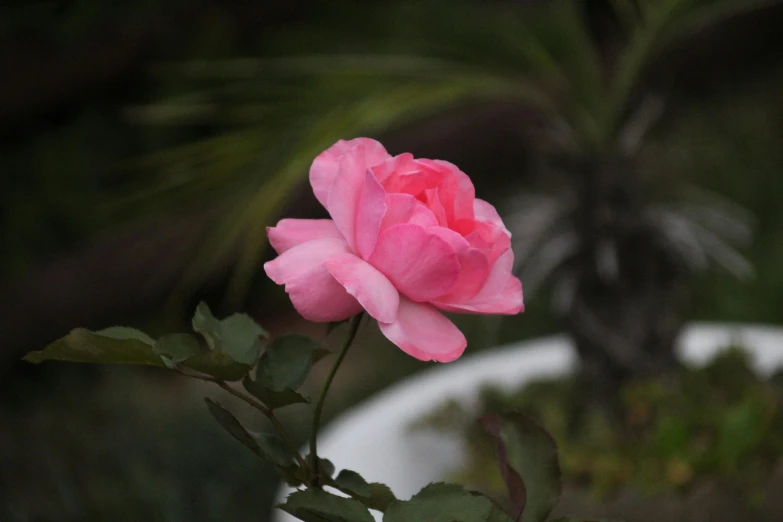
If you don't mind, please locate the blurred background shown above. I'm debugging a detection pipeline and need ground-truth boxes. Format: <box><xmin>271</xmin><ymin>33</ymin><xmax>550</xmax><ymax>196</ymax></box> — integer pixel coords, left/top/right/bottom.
<box><xmin>1</xmin><ymin>0</ymin><xmax>783</xmax><ymax>520</ymax></box>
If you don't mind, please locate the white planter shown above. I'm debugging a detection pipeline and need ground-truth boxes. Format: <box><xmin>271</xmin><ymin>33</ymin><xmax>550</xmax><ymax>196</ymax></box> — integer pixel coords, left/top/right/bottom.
<box><xmin>273</xmin><ymin>323</ymin><xmax>783</xmax><ymax>522</ymax></box>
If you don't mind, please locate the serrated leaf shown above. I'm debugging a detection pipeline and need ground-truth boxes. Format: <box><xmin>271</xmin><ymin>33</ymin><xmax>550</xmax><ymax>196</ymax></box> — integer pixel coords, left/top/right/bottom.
<box><xmin>205</xmin><ymin>397</ymin><xmax>261</xmax><ymax>455</ymax></box>
<box><xmin>331</xmin><ymin>471</ymin><xmax>396</xmax><ymax>513</ymax></box>
<box><xmin>479</xmin><ymin>413</ymin><xmax>561</xmax><ymax>522</ymax></box>
<box><xmin>334</xmin><ymin>470</ymin><xmax>373</xmax><ymax>498</ymax></box>
<box><xmin>254</xmin><ymin>431</ymin><xmax>297</xmax><ymax>468</ymax></box>
<box><xmin>220</xmin><ymin>313</ymin><xmax>268</xmax><ymax>365</ymax></box>
<box><xmin>243</xmin><ymin>376</ymin><xmax>310</xmax><ymax>409</ymax></box>
<box><xmin>363</xmin><ymin>483</ymin><xmax>396</xmax><ymax>513</ymax></box>
<box><xmin>193</xmin><ymin>302</ymin><xmax>222</xmax><ymax>348</ymax></box>
<box><xmin>24</xmin><ymin>328</ymin><xmax>165</xmax><ymax>367</ymax></box>
<box><xmin>154</xmin><ymin>333</ymin><xmax>202</xmax><ymax>365</ymax></box>
<box><xmin>184</xmin><ymin>351</ymin><xmax>251</xmax><ymax>381</ymax></box>
<box><xmin>278</xmin><ymin>488</ymin><xmax>375</xmax><ymax>522</ymax></box>
<box><xmin>204</xmin><ymin>398</ymin><xmax>295</xmax><ymax>467</ymax></box>
<box><xmin>259</xmin><ymin>334</ymin><xmax>322</xmax><ymax>391</ymax></box>
<box><xmin>486</xmin><ymin>505</ymin><xmax>513</xmax><ymax>522</ymax></box>
<box><xmin>192</xmin><ymin>302</ymin><xmax>267</xmax><ymax>365</ymax></box>
<box><xmin>383</xmin><ymin>482</ymin><xmax>495</xmax><ymax>522</ymax></box>
<box><xmin>97</xmin><ymin>326</ymin><xmax>156</xmax><ymax>344</ymax></box>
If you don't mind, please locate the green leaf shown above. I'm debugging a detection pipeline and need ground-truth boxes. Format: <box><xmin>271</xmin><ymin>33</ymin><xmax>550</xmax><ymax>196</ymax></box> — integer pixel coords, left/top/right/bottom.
<box><xmin>549</xmin><ymin>518</ymin><xmax>621</xmax><ymax>522</ymax></box>
<box><xmin>154</xmin><ymin>333</ymin><xmax>202</xmax><ymax>366</ymax></box>
<box><xmin>363</xmin><ymin>483</ymin><xmax>396</xmax><ymax>513</ymax></box>
<box><xmin>97</xmin><ymin>326</ymin><xmax>156</xmax><ymax>344</ymax></box>
<box><xmin>334</xmin><ymin>470</ymin><xmax>373</xmax><ymax>498</ymax></box>
<box><xmin>204</xmin><ymin>397</ymin><xmax>261</xmax><ymax>455</ymax></box>
<box><xmin>278</xmin><ymin>488</ymin><xmax>375</xmax><ymax>522</ymax></box>
<box><xmin>486</xmin><ymin>505</ymin><xmax>513</xmax><ymax>522</ymax></box>
<box><xmin>220</xmin><ymin>313</ymin><xmax>268</xmax><ymax>364</ymax></box>
<box><xmin>259</xmin><ymin>334</ymin><xmax>323</xmax><ymax>391</ymax></box>
<box><xmin>332</xmin><ymin>470</ymin><xmax>397</xmax><ymax>513</ymax></box>
<box><xmin>184</xmin><ymin>351</ymin><xmax>252</xmax><ymax>381</ymax></box>
<box><xmin>254</xmin><ymin>432</ymin><xmax>298</xmax><ymax>468</ymax></box>
<box><xmin>192</xmin><ymin>302</ymin><xmax>222</xmax><ymax>349</ymax></box>
<box><xmin>243</xmin><ymin>376</ymin><xmax>310</xmax><ymax>409</ymax></box>
<box><xmin>479</xmin><ymin>413</ymin><xmax>561</xmax><ymax>522</ymax></box>
<box><xmin>192</xmin><ymin>302</ymin><xmax>268</xmax><ymax>365</ymax></box>
<box><xmin>383</xmin><ymin>483</ymin><xmax>495</xmax><ymax>522</ymax></box>
<box><xmin>204</xmin><ymin>398</ymin><xmax>295</xmax><ymax>467</ymax></box>
<box><xmin>24</xmin><ymin>328</ymin><xmax>165</xmax><ymax>367</ymax></box>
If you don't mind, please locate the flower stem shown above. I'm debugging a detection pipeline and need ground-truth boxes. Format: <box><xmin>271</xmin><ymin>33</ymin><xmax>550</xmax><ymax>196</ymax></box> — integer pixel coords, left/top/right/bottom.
<box><xmin>309</xmin><ymin>313</ymin><xmax>364</xmax><ymax>486</ymax></box>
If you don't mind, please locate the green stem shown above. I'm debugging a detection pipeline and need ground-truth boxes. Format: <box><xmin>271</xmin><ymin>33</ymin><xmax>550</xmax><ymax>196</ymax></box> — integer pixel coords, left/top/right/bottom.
<box><xmin>309</xmin><ymin>313</ymin><xmax>364</xmax><ymax>486</ymax></box>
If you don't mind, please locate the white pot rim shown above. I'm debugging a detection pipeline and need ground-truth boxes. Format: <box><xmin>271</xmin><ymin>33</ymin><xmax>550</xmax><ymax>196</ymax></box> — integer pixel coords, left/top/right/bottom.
<box><xmin>273</xmin><ymin>322</ymin><xmax>783</xmax><ymax>522</ymax></box>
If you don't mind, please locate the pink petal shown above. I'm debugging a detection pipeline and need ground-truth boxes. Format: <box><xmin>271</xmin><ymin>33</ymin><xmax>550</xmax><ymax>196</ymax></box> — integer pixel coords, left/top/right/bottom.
<box><xmin>323</xmin><ymin>253</ymin><xmax>399</xmax><ymax>323</ymax></box>
<box><xmin>417</xmin><ymin>158</ymin><xmax>475</xmax><ymax>227</ymax></box>
<box><xmin>424</xmin><ymin>188</ymin><xmax>448</xmax><ymax>226</ymax></box>
<box><xmin>379</xmin><ymin>193</ymin><xmax>438</xmax><ymax>232</ymax></box>
<box><xmin>472</xmin><ymin>248</ymin><xmax>515</xmax><ymax>302</ymax></box>
<box><xmin>355</xmin><ymin>171</ymin><xmax>387</xmax><ymax>260</ymax></box>
<box><xmin>310</xmin><ymin>138</ymin><xmax>389</xmax><ymax>208</ymax></box>
<box><xmin>426</xmin><ymin>227</ymin><xmax>490</xmax><ymax>303</ymax></box>
<box><xmin>326</xmin><ymin>152</ymin><xmax>365</xmax><ymax>252</ymax></box>
<box><xmin>266</xmin><ymin>219</ymin><xmax>343</xmax><ymax>254</ymax></box>
<box><xmin>264</xmin><ymin>238</ymin><xmax>350</xmax><ymax>284</ymax></box>
<box><xmin>434</xmin><ymin>249</ymin><xmax>524</xmax><ymax>315</ymax></box>
<box><xmin>379</xmin><ymin>297</ymin><xmax>467</xmax><ymax>362</ymax></box>
<box><xmin>474</xmin><ymin>198</ymin><xmax>510</xmax><ymax>235</ymax></box>
<box><xmin>436</xmin><ymin>275</ymin><xmax>523</xmax><ymax>315</ymax></box>
<box><xmin>368</xmin><ymin>224</ymin><xmax>460</xmax><ymax>303</ymax></box>
<box><xmin>465</xmin><ymin>221</ymin><xmax>512</xmax><ymax>266</ymax></box>
<box><xmin>263</xmin><ymin>238</ymin><xmax>362</xmax><ymax>322</ymax></box>
<box><xmin>373</xmin><ymin>153</ymin><xmax>423</xmax><ymax>191</ymax></box>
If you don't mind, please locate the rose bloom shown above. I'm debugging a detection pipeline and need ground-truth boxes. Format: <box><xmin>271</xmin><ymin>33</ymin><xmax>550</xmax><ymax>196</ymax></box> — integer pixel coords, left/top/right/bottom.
<box><xmin>264</xmin><ymin>138</ymin><xmax>523</xmax><ymax>362</ymax></box>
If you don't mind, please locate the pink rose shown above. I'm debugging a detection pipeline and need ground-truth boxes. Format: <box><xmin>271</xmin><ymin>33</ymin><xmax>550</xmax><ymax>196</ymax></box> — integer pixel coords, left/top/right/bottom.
<box><xmin>264</xmin><ymin>138</ymin><xmax>523</xmax><ymax>362</ymax></box>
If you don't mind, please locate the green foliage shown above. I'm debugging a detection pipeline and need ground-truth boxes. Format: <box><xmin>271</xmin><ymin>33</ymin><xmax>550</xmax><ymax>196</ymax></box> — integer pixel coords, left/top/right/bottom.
<box><xmin>192</xmin><ymin>302</ymin><xmax>268</xmax><ymax>366</ymax></box>
<box><xmin>25</xmin><ymin>302</ymin><xmax>269</xmax><ymax>381</ymax></box>
<box><xmin>480</xmin><ymin>413</ymin><xmax>562</xmax><ymax>522</ymax></box>
<box><xmin>416</xmin><ymin>347</ymin><xmax>783</xmax><ymax>505</ymax></box>
<box><xmin>278</xmin><ymin>489</ymin><xmax>375</xmax><ymax>522</ymax></box>
<box><xmin>242</xmin><ymin>333</ymin><xmax>330</xmax><ymax>409</ymax></box>
<box><xmin>24</xmin><ymin>327</ymin><xmax>167</xmax><ymax>367</ymax></box>
<box><xmin>383</xmin><ymin>483</ymin><xmax>499</xmax><ymax>522</ymax></box>
<box><xmin>257</xmin><ymin>334</ymin><xmax>327</xmax><ymax>391</ymax></box>
<box><xmin>331</xmin><ymin>470</ymin><xmax>397</xmax><ymax>513</ymax></box>
<box><xmin>204</xmin><ymin>398</ymin><xmax>295</xmax><ymax>468</ymax></box>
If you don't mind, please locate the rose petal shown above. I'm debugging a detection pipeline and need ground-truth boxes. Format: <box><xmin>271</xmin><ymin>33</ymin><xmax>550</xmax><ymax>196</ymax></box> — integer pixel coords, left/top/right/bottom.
<box><xmin>436</xmin><ymin>275</ymin><xmax>523</xmax><ymax>315</ymax></box>
<box><xmin>424</xmin><ymin>188</ymin><xmax>448</xmax><ymax>226</ymax></box>
<box><xmin>355</xmin><ymin>171</ymin><xmax>387</xmax><ymax>260</ymax></box>
<box><xmin>266</xmin><ymin>219</ymin><xmax>343</xmax><ymax>254</ymax></box>
<box><xmin>466</xmin><ymin>221</ymin><xmax>512</xmax><ymax>266</ymax></box>
<box><xmin>369</xmin><ymin>223</ymin><xmax>460</xmax><ymax>302</ymax></box>
<box><xmin>379</xmin><ymin>297</ymin><xmax>467</xmax><ymax>362</ymax></box>
<box><xmin>474</xmin><ymin>198</ymin><xmax>510</xmax><ymax>235</ymax></box>
<box><xmin>263</xmin><ymin>238</ymin><xmax>362</xmax><ymax>322</ymax></box>
<box><xmin>373</xmin><ymin>153</ymin><xmax>424</xmax><ymax>192</ymax></box>
<box><xmin>472</xmin><ymin>248</ymin><xmax>515</xmax><ymax>302</ymax></box>
<box><xmin>380</xmin><ymin>193</ymin><xmax>438</xmax><ymax>232</ymax></box>
<box><xmin>326</xmin><ymin>152</ymin><xmax>365</xmax><ymax>252</ymax></box>
<box><xmin>418</xmin><ymin>159</ymin><xmax>475</xmax><ymax>227</ymax></box>
<box><xmin>426</xmin><ymin>227</ymin><xmax>491</xmax><ymax>303</ymax></box>
<box><xmin>324</xmin><ymin>253</ymin><xmax>399</xmax><ymax>323</ymax></box>
<box><xmin>310</xmin><ymin>138</ymin><xmax>389</xmax><ymax>208</ymax></box>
